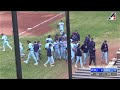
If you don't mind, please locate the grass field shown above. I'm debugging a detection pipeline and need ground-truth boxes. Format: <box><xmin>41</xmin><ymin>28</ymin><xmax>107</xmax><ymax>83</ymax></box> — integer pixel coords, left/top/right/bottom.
<box><xmin>0</xmin><ymin>11</ymin><xmax>120</xmax><ymax>79</ymax></box>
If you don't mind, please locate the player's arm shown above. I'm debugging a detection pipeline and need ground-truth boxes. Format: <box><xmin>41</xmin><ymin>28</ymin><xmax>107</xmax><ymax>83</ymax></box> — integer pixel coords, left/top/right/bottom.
<box><xmin>1</xmin><ymin>37</ymin><xmax>4</xmax><ymax>40</ymax></box>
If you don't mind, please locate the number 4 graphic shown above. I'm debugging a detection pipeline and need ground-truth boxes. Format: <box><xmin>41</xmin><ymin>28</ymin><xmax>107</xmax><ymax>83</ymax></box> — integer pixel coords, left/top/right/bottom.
<box><xmin>107</xmin><ymin>12</ymin><xmax>116</xmax><ymax>20</ymax></box>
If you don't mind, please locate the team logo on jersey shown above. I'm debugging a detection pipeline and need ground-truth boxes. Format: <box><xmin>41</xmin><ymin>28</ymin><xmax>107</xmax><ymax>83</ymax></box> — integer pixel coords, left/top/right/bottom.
<box><xmin>107</xmin><ymin>12</ymin><xmax>116</xmax><ymax>20</ymax></box>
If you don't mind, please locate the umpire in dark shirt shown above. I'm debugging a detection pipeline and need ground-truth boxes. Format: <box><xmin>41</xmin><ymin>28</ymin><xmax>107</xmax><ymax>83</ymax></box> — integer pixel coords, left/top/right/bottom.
<box><xmin>101</xmin><ymin>40</ymin><xmax>108</xmax><ymax>64</ymax></box>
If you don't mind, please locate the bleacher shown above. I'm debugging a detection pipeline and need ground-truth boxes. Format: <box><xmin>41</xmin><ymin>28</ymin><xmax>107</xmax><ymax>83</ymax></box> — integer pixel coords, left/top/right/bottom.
<box><xmin>72</xmin><ymin>50</ymin><xmax>120</xmax><ymax>79</ymax></box>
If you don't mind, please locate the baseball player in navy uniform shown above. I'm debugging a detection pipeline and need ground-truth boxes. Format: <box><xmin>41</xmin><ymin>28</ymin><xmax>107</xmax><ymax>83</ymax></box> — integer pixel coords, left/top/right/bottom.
<box><xmin>81</xmin><ymin>42</ymin><xmax>89</xmax><ymax>65</ymax></box>
<box><xmin>34</xmin><ymin>41</ymin><xmax>40</xmax><ymax>62</ymax></box>
<box><xmin>24</xmin><ymin>41</ymin><xmax>38</xmax><ymax>65</ymax></box>
<box><xmin>88</xmin><ymin>37</ymin><xmax>95</xmax><ymax>57</ymax></box>
<box><xmin>45</xmin><ymin>40</ymin><xmax>54</xmax><ymax>64</ymax></box>
<box><xmin>72</xmin><ymin>34</ymin><xmax>78</xmax><ymax>43</ymax></box>
<box><xmin>44</xmin><ymin>44</ymin><xmax>55</xmax><ymax>67</ymax></box>
<box><xmin>88</xmin><ymin>38</ymin><xmax>95</xmax><ymax>48</ymax></box>
<box><xmin>89</xmin><ymin>45</ymin><xmax>96</xmax><ymax>66</ymax></box>
<box><xmin>75</xmin><ymin>30</ymin><xmax>80</xmax><ymax>42</ymax></box>
<box><xmin>74</xmin><ymin>41</ymin><xmax>79</xmax><ymax>60</ymax></box>
<box><xmin>101</xmin><ymin>40</ymin><xmax>108</xmax><ymax>64</ymax></box>
<box><xmin>1</xmin><ymin>33</ymin><xmax>12</xmax><ymax>51</ymax></box>
<box><xmin>37</xmin><ymin>41</ymin><xmax>42</xmax><ymax>59</ymax></box>
<box><xmin>75</xmin><ymin>44</ymin><xmax>84</xmax><ymax>68</ymax></box>
<box><xmin>54</xmin><ymin>34</ymin><xmax>59</xmax><ymax>41</ymax></box>
<box><xmin>62</xmin><ymin>32</ymin><xmax>67</xmax><ymax>40</ymax></box>
<box><xmin>84</xmin><ymin>35</ymin><xmax>91</xmax><ymax>46</ymax></box>
<box><xmin>58</xmin><ymin>35</ymin><xmax>63</xmax><ymax>42</ymax></box>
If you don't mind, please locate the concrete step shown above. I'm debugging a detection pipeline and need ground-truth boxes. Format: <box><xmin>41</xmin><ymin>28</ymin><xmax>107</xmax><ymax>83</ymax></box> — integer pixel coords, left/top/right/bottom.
<box><xmin>75</xmin><ymin>70</ymin><xmax>90</xmax><ymax>73</ymax></box>
<box><xmin>116</xmin><ymin>61</ymin><xmax>120</xmax><ymax>64</ymax></box>
<box><xmin>116</xmin><ymin>60</ymin><xmax>120</xmax><ymax>62</ymax></box>
<box><xmin>77</xmin><ymin>68</ymin><xmax>90</xmax><ymax>71</ymax></box>
<box><xmin>73</xmin><ymin>73</ymin><xmax>90</xmax><ymax>76</ymax></box>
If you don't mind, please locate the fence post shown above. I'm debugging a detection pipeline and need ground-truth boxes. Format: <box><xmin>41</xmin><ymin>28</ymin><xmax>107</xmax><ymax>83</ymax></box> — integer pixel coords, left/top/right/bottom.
<box><xmin>11</xmin><ymin>11</ymin><xmax>22</xmax><ymax>79</ymax></box>
<box><xmin>65</xmin><ymin>11</ymin><xmax>72</xmax><ymax>79</ymax></box>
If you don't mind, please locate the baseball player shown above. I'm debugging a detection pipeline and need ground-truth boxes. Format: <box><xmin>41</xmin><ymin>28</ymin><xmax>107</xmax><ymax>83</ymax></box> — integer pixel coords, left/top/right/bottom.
<box><xmin>46</xmin><ymin>35</ymin><xmax>53</xmax><ymax>43</ymax></box>
<box><xmin>54</xmin><ymin>34</ymin><xmax>59</xmax><ymax>41</ymax></box>
<box><xmin>72</xmin><ymin>34</ymin><xmax>78</xmax><ymax>43</ymax></box>
<box><xmin>62</xmin><ymin>32</ymin><xmax>67</xmax><ymax>40</ymax></box>
<box><xmin>71</xmin><ymin>41</ymin><xmax>76</xmax><ymax>63</ymax></box>
<box><xmin>74</xmin><ymin>41</ymin><xmax>79</xmax><ymax>60</ymax></box>
<box><xmin>19</xmin><ymin>42</ymin><xmax>25</xmax><ymax>59</ymax></box>
<box><xmin>1</xmin><ymin>33</ymin><xmax>12</xmax><ymax>51</ymax></box>
<box><xmin>34</xmin><ymin>41</ymin><xmax>40</xmax><ymax>62</ymax></box>
<box><xmin>101</xmin><ymin>40</ymin><xmax>108</xmax><ymax>64</ymax></box>
<box><xmin>89</xmin><ymin>45</ymin><xmax>96</xmax><ymax>66</ymax></box>
<box><xmin>75</xmin><ymin>44</ymin><xmax>84</xmax><ymax>68</ymax></box>
<box><xmin>58</xmin><ymin>34</ymin><xmax>63</xmax><ymax>41</ymax></box>
<box><xmin>64</xmin><ymin>39</ymin><xmax>68</xmax><ymax>61</ymax></box>
<box><xmin>24</xmin><ymin>40</ymin><xmax>38</xmax><ymax>65</ymax></box>
<box><xmin>88</xmin><ymin>38</ymin><xmax>95</xmax><ymax>57</ymax></box>
<box><xmin>53</xmin><ymin>39</ymin><xmax>60</xmax><ymax>60</ymax></box>
<box><xmin>75</xmin><ymin>30</ymin><xmax>80</xmax><ymax>42</ymax></box>
<box><xmin>81</xmin><ymin>42</ymin><xmax>89</xmax><ymax>65</ymax></box>
<box><xmin>57</xmin><ymin>20</ymin><xmax>64</xmax><ymax>35</ymax></box>
<box><xmin>88</xmin><ymin>38</ymin><xmax>95</xmax><ymax>48</ymax></box>
<box><xmin>84</xmin><ymin>35</ymin><xmax>91</xmax><ymax>47</ymax></box>
<box><xmin>44</xmin><ymin>44</ymin><xmax>55</xmax><ymax>67</ymax></box>
<box><xmin>37</xmin><ymin>41</ymin><xmax>42</xmax><ymax>59</ymax></box>
<box><xmin>59</xmin><ymin>38</ymin><xmax>66</xmax><ymax>60</ymax></box>
<box><xmin>45</xmin><ymin>40</ymin><xmax>54</xmax><ymax>64</ymax></box>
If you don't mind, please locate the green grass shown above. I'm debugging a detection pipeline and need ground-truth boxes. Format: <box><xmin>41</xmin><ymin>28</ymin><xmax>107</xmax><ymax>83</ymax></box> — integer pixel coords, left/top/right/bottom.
<box><xmin>0</xmin><ymin>11</ymin><xmax>120</xmax><ymax>79</ymax></box>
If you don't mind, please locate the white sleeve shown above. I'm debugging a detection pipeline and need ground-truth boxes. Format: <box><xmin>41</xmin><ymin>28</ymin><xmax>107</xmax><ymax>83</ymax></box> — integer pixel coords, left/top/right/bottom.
<box><xmin>51</xmin><ymin>47</ymin><xmax>54</xmax><ymax>51</ymax></box>
<box><xmin>45</xmin><ymin>44</ymin><xmax>47</xmax><ymax>49</ymax></box>
<box><xmin>58</xmin><ymin>23</ymin><xmax>60</xmax><ymax>26</ymax></box>
<box><xmin>2</xmin><ymin>36</ymin><xmax>4</xmax><ymax>39</ymax></box>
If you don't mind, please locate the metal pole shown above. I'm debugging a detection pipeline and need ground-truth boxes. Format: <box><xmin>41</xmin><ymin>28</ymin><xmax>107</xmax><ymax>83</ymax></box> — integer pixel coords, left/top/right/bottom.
<box><xmin>11</xmin><ymin>11</ymin><xmax>22</xmax><ymax>79</ymax></box>
<box><xmin>65</xmin><ymin>11</ymin><xmax>72</xmax><ymax>79</ymax></box>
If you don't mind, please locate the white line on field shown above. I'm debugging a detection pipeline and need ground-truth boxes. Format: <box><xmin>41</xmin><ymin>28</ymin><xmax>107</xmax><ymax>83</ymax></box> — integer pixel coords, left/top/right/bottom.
<box><xmin>0</xmin><ymin>12</ymin><xmax>64</xmax><ymax>48</ymax></box>
<box><xmin>19</xmin><ymin>12</ymin><xmax>63</xmax><ymax>35</ymax></box>
<box><xmin>0</xmin><ymin>12</ymin><xmax>63</xmax><ymax>44</ymax></box>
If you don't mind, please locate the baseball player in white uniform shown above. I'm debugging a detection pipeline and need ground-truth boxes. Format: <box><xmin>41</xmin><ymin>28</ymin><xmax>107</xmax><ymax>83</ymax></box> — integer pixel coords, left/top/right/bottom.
<box><xmin>57</xmin><ymin>20</ymin><xmax>64</xmax><ymax>35</ymax></box>
<box><xmin>19</xmin><ymin>42</ymin><xmax>25</xmax><ymax>58</ymax></box>
<box><xmin>71</xmin><ymin>41</ymin><xmax>76</xmax><ymax>63</ymax></box>
<box><xmin>24</xmin><ymin>40</ymin><xmax>38</xmax><ymax>65</ymax></box>
<box><xmin>1</xmin><ymin>33</ymin><xmax>12</xmax><ymax>51</ymax></box>
<box><xmin>46</xmin><ymin>35</ymin><xmax>53</xmax><ymax>43</ymax></box>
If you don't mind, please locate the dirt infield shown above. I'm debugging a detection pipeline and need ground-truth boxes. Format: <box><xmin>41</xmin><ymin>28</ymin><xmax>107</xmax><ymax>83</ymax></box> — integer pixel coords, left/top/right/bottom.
<box><xmin>0</xmin><ymin>11</ymin><xmax>64</xmax><ymax>36</ymax></box>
